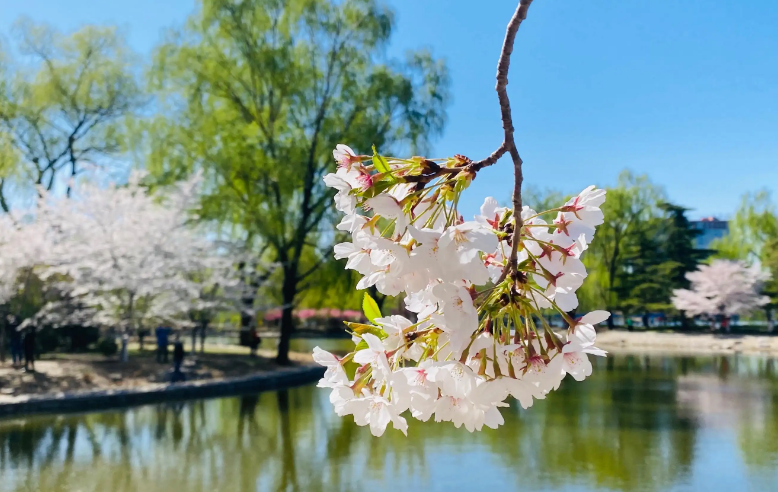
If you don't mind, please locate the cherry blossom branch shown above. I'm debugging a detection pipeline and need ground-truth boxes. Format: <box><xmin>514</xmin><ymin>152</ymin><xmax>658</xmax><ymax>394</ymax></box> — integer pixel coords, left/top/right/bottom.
<box><xmin>401</xmin><ymin>1</ymin><xmax>533</xmax><ymax>196</ymax></box>
<box><xmin>402</xmin><ymin>2</ymin><xmax>534</xmax><ymax>283</ymax></box>
<box><xmin>486</xmin><ymin>0</ymin><xmax>534</xmax><ymax>284</ymax></box>
<box><xmin>317</xmin><ymin>1</ymin><xmax>614</xmax><ymax>437</ymax></box>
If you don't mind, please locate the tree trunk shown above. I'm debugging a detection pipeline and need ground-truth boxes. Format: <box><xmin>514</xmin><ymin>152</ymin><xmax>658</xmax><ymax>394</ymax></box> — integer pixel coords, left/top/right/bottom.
<box><xmin>605</xmin><ymin>242</ymin><xmax>620</xmax><ymax>332</ymax></box>
<box><xmin>276</xmin><ymin>270</ymin><xmax>297</xmax><ymax>366</ymax></box>
<box><xmin>679</xmin><ymin>312</ymin><xmax>690</xmax><ymax>331</ymax></box>
<box><xmin>191</xmin><ymin>327</ymin><xmax>197</xmax><ymax>354</ymax></box>
<box><xmin>766</xmin><ymin>307</ymin><xmax>774</xmax><ymax>333</ymax></box>
<box><xmin>642</xmin><ymin>313</ymin><xmax>650</xmax><ymax>329</ymax></box>
<box><xmin>200</xmin><ymin>323</ymin><xmax>207</xmax><ymax>354</ymax></box>
<box><xmin>123</xmin><ymin>292</ymin><xmax>135</xmax><ymax>363</ymax></box>
<box><xmin>277</xmin><ymin>389</ymin><xmax>298</xmax><ymax>490</ymax></box>
<box><xmin>120</xmin><ymin>332</ymin><xmax>129</xmax><ymax>362</ymax></box>
<box><xmin>0</xmin><ymin>324</ymin><xmax>5</xmax><ymax>364</ymax></box>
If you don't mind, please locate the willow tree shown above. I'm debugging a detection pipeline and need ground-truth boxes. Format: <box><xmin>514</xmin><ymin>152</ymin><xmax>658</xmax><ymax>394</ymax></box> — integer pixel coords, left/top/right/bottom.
<box><xmin>0</xmin><ymin>19</ymin><xmax>143</xmax><ymax>208</ymax></box>
<box><xmin>579</xmin><ymin>171</ymin><xmax>665</xmax><ymax>327</ymax></box>
<box><xmin>146</xmin><ymin>0</ymin><xmax>449</xmax><ymax>364</ymax></box>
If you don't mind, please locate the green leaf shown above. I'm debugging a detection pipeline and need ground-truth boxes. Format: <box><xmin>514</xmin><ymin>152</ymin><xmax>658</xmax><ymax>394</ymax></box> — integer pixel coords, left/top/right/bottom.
<box><xmin>345</xmin><ymin>321</ymin><xmax>388</xmax><ymax>340</ymax></box>
<box><xmin>343</xmin><ymin>360</ymin><xmax>360</xmax><ymax>380</ymax></box>
<box><xmin>372</xmin><ymin>145</ymin><xmax>390</xmax><ymax>173</ymax></box>
<box><xmin>372</xmin><ymin>145</ymin><xmax>396</xmax><ymax>183</ymax></box>
<box><xmin>362</xmin><ymin>292</ymin><xmax>382</xmax><ymax>323</ymax></box>
<box><xmin>363</xmin><ymin>180</ymin><xmax>392</xmax><ymax>198</ymax></box>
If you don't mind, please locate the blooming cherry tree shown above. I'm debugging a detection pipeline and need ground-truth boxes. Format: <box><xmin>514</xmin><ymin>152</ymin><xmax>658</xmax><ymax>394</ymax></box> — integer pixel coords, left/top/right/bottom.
<box><xmin>672</xmin><ymin>260</ymin><xmax>770</xmax><ymax>322</ymax></box>
<box><xmin>313</xmin><ymin>1</ymin><xmax>612</xmax><ymax>436</ymax></box>
<box><xmin>38</xmin><ymin>173</ymin><xmax>238</xmax><ymax>360</ymax></box>
<box><xmin>0</xmin><ymin>212</ymin><xmax>54</xmax><ymax>350</ymax></box>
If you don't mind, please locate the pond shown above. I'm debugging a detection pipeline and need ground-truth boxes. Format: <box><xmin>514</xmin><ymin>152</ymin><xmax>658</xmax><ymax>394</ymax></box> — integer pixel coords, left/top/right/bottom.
<box><xmin>1</xmin><ymin>353</ymin><xmax>778</xmax><ymax>491</ymax></box>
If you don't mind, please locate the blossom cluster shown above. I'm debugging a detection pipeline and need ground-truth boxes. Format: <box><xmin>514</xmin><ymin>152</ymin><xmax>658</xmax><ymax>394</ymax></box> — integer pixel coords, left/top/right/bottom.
<box><xmin>314</xmin><ymin>144</ymin><xmax>610</xmax><ymax>436</ymax></box>
<box><xmin>0</xmin><ymin>173</ymin><xmax>267</xmax><ymax>339</ymax></box>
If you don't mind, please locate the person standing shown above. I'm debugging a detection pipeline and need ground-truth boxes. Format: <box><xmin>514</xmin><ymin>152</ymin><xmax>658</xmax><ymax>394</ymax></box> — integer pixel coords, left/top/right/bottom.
<box><xmin>172</xmin><ymin>335</ymin><xmax>185</xmax><ymax>383</ymax></box>
<box><xmin>23</xmin><ymin>328</ymin><xmax>36</xmax><ymax>372</ymax></box>
<box><xmin>249</xmin><ymin>326</ymin><xmax>260</xmax><ymax>358</ymax></box>
<box><xmin>10</xmin><ymin>329</ymin><xmax>23</xmax><ymax>368</ymax></box>
<box><xmin>155</xmin><ymin>326</ymin><xmax>170</xmax><ymax>363</ymax></box>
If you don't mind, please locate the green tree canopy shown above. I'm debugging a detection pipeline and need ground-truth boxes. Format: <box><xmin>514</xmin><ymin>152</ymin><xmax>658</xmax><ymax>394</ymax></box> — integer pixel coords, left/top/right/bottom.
<box><xmin>615</xmin><ymin>203</ymin><xmax>708</xmax><ymax>327</ymax></box>
<box><xmin>712</xmin><ymin>190</ymin><xmax>778</xmax><ymax>262</ymax></box>
<box><xmin>579</xmin><ymin>171</ymin><xmax>666</xmax><ymax>327</ymax></box>
<box><xmin>145</xmin><ymin>0</ymin><xmax>450</xmax><ymax>363</ymax></box>
<box><xmin>0</xmin><ymin>19</ymin><xmax>144</xmax><ymax>208</ymax></box>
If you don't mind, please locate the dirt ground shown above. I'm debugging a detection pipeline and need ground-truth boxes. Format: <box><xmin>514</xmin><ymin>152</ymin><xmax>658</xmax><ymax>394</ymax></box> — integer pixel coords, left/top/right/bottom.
<box><xmin>597</xmin><ymin>329</ymin><xmax>778</xmax><ymax>355</ymax></box>
<box><xmin>0</xmin><ymin>347</ymin><xmax>313</xmax><ymax>403</ymax></box>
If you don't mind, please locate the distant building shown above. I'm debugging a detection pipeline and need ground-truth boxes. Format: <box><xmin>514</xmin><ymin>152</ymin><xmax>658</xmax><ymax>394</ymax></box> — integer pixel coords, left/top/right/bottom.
<box><xmin>691</xmin><ymin>217</ymin><xmax>729</xmax><ymax>249</ymax></box>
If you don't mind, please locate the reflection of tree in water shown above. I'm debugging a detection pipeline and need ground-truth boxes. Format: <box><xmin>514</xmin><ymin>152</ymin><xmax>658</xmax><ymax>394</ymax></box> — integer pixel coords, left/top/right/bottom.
<box><xmin>276</xmin><ymin>390</ymin><xmax>297</xmax><ymax>491</ymax></box>
<box><xmin>504</xmin><ymin>354</ymin><xmax>699</xmax><ymax>492</ymax></box>
<box><xmin>719</xmin><ymin>356</ymin><xmax>731</xmax><ymax>380</ymax></box>
<box><xmin>738</xmin><ymin>394</ymin><xmax>778</xmax><ymax>471</ymax></box>
<box><xmin>2</xmin><ymin>354</ymin><xmax>778</xmax><ymax>491</ymax></box>
<box><xmin>735</xmin><ymin>356</ymin><xmax>778</xmax><ymax>471</ymax></box>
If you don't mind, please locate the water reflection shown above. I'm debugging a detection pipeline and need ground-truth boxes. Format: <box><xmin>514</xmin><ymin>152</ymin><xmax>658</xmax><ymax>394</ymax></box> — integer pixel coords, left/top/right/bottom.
<box><xmin>2</xmin><ymin>354</ymin><xmax>778</xmax><ymax>491</ymax></box>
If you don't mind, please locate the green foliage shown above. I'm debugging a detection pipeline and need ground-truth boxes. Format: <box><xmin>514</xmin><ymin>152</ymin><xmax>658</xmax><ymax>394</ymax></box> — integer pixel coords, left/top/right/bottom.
<box><xmin>761</xmin><ymin>237</ymin><xmax>778</xmax><ymax>317</ymax></box>
<box><xmin>371</xmin><ymin>146</ymin><xmax>393</xmax><ymax>179</ymax></box>
<box><xmin>540</xmin><ymin>171</ymin><xmax>708</xmax><ymax>326</ymax></box>
<box><xmin>344</xmin><ymin>320</ymin><xmax>387</xmax><ymax>340</ymax></box>
<box><xmin>0</xmin><ymin>19</ymin><xmax>143</xmax><ymax>208</ymax></box>
<box><xmin>711</xmin><ymin>190</ymin><xmax>778</xmax><ymax>262</ymax></box>
<box><xmin>361</xmin><ymin>292</ymin><xmax>382</xmax><ymax>323</ymax></box>
<box><xmin>579</xmin><ymin>171</ymin><xmax>666</xmax><ymax>316</ymax></box>
<box><xmin>521</xmin><ymin>185</ymin><xmax>569</xmax><ymax>215</ymax></box>
<box><xmin>145</xmin><ymin>0</ymin><xmax>449</xmax><ymax>363</ymax></box>
<box><xmin>97</xmin><ymin>336</ymin><xmax>119</xmax><ymax>357</ymax></box>
<box><xmin>614</xmin><ymin>203</ymin><xmax>708</xmax><ymax>321</ymax></box>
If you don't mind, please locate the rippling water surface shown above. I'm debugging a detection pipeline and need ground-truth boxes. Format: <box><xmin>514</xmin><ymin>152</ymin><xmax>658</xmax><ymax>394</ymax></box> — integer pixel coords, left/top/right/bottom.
<box><xmin>2</xmin><ymin>353</ymin><xmax>778</xmax><ymax>492</ymax></box>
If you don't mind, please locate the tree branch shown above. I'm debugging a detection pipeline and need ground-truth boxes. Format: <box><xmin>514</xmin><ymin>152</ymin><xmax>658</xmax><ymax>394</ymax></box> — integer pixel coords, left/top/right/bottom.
<box><xmin>0</xmin><ymin>179</ymin><xmax>10</xmax><ymax>213</ymax></box>
<box><xmin>401</xmin><ymin>0</ymin><xmax>533</xmax><ymax>234</ymax></box>
<box><xmin>479</xmin><ymin>0</ymin><xmax>533</xmax><ymax>284</ymax></box>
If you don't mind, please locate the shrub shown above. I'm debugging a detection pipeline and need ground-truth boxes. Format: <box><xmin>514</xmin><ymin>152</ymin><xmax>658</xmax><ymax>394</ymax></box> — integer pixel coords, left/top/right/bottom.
<box><xmin>97</xmin><ymin>337</ymin><xmax>118</xmax><ymax>357</ymax></box>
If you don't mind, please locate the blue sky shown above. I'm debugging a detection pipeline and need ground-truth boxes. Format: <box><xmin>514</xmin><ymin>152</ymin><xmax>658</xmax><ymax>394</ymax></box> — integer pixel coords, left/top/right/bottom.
<box><xmin>2</xmin><ymin>0</ymin><xmax>777</xmax><ymax>219</ymax></box>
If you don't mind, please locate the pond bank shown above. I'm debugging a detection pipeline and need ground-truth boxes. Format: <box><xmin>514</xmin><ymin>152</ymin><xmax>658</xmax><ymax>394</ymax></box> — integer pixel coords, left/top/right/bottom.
<box><xmin>0</xmin><ymin>364</ymin><xmax>324</xmax><ymax>418</ymax></box>
<box><xmin>0</xmin><ymin>349</ymin><xmax>321</xmax><ymax>417</ymax></box>
<box><xmin>597</xmin><ymin>329</ymin><xmax>778</xmax><ymax>355</ymax></box>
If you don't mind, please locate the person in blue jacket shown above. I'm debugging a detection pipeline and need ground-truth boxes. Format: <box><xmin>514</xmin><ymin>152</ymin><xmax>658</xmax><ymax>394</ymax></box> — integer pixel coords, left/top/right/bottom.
<box><xmin>155</xmin><ymin>326</ymin><xmax>171</xmax><ymax>363</ymax></box>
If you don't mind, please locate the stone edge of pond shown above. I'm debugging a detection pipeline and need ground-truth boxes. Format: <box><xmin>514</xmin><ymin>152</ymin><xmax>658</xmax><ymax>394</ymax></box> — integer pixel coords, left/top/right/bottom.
<box><xmin>0</xmin><ymin>365</ymin><xmax>326</xmax><ymax>418</ymax></box>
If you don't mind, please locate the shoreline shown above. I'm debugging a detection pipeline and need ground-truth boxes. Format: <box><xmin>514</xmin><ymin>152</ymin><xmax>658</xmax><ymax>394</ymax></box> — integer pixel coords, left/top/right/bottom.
<box><xmin>0</xmin><ymin>364</ymin><xmax>325</xmax><ymax>418</ymax></box>
<box><xmin>4</xmin><ymin>330</ymin><xmax>778</xmax><ymax>419</ymax></box>
<box><xmin>597</xmin><ymin>329</ymin><xmax>778</xmax><ymax>356</ymax></box>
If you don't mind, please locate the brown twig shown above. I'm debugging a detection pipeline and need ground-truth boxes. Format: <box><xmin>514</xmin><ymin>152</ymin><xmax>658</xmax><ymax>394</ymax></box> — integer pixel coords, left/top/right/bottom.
<box><xmin>486</xmin><ymin>0</ymin><xmax>534</xmax><ymax>284</ymax></box>
<box><xmin>403</xmin><ymin>1</ymin><xmax>533</xmax><ymax>286</ymax></box>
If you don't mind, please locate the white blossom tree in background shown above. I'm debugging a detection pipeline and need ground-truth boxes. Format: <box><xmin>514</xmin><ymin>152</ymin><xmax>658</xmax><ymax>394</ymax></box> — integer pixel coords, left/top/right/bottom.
<box><xmin>0</xmin><ymin>211</ymin><xmax>52</xmax><ymax>361</ymax></box>
<box><xmin>36</xmin><ymin>173</ymin><xmax>251</xmax><ymax>361</ymax></box>
<box><xmin>161</xmin><ymin>241</ymin><xmax>276</xmax><ymax>354</ymax></box>
<box><xmin>672</xmin><ymin>260</ymin><xmax>770</xmax><ymax>330</ymax></box>
<box><xmin>1</xmin><ymin>167</ymin><xmax>275</xmax><ymax>362</ymax></box>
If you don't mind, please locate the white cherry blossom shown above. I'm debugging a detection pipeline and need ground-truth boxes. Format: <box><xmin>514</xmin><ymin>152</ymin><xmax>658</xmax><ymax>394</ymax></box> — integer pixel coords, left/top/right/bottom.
<box><xmin>320</xmin><ymin>142</ymin><xmax>610</xmax><ymax>436</ymax></box>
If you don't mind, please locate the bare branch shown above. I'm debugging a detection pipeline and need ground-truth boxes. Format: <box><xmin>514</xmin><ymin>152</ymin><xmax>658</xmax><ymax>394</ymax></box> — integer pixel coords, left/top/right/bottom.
<box><xmin>488</xmin><ymin>0</ymin><xmax>534</xmax><ymax>285</ymax></box>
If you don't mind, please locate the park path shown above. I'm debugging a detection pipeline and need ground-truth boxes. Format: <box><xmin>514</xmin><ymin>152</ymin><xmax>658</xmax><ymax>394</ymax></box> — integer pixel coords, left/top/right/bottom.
<box><xmin>597</xmin><ymin>330</ymin><xmax>778</xmax><ymax>355</ymax></box>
